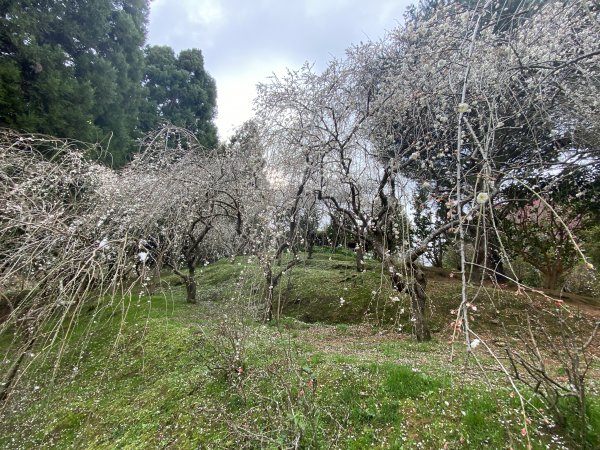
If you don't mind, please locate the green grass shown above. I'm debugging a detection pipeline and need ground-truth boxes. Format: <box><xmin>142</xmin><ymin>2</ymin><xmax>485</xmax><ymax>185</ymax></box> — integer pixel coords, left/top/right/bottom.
<box><xmin>188</xmin><ymin>251</ymin><xmax>570</xmax><ymax>337</ymax></box>
<box><xmin>0</xmin><ymin>249</ymin><xmax>598</xmax><ymax>449</ymax></box>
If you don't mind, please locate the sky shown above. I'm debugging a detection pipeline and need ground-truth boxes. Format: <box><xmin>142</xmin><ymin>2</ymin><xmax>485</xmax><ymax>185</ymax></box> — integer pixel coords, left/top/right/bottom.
<box><xmin>147</xmin><ymin>0</ymin><xmax>413</xmax><ymax>139</ymax></box>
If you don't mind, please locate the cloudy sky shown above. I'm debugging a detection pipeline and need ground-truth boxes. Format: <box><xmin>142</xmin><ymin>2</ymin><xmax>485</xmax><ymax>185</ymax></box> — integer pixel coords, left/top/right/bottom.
<box><xmin>147</xmin><ymin>0</ymin><xmax>413</xmax><ymax>139</ymax></box>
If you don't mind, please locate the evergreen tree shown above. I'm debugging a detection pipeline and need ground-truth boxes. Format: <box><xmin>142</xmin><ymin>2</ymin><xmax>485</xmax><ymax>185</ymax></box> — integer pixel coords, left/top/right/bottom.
<box><xmin>0</xmin><ymin>0</ymin><xmax>149</xmax><ymax>166</ymax></box>
<box><xmin>141</xmin><ymin>46</ymin><xmax>218</xmax><ymax>149</ymax></box>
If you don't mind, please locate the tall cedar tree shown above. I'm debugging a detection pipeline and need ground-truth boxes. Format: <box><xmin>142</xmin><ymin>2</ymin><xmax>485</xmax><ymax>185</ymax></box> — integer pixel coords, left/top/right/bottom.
<box><xmin>140</xmin><ymin>46</ymin><xmax>218</xmax><ymax>149</ymax></box>
<box><xmin>0</xmin><ymin>0</ymin><xmax>148</xmax><ymax>167</ymax></box>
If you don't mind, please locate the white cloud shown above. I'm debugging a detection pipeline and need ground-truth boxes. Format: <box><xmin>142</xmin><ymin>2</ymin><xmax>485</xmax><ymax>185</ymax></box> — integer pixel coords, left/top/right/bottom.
<box><xmin>304</xmin><ymin>0</ymin><xmax>351</xmax><ymax>18</ymax></box>
<box><xmin>214</xmin><ymin>75</ymin><xmax>255</xmax><ymax>139</ymax></box>
<box><xmin>148</xmin><ymin>0</ymin><xmax>413</xmax><ymax>139</ymax></box>
<box><xmin>185</xmin><ymin>0</ymin><xmax>225</xmax><ymax>26</ymax></box>
<box><xmin>214</xmin><ymin>57</ymin><xmax>294</xmax><ymax>139</ymax></box>
<box><xmin>377</xmin><ymin>1</ymin><xmax>403</xmax><ymax>27</ymax></box>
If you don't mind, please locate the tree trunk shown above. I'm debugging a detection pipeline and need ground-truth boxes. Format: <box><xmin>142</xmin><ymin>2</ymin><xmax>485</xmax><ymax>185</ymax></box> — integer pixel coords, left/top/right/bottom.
<box><xmin>307</xmin><ymin>230</ymin><xmax>316</xmax><ymax>259</ymax></box>
<box><xmin>307</xmin><ymin>243</ymin><xmax>314</xmax><ymax>259</ymax></box>
<box><xmin>489</xmin><ymin>247</ymin><xmax>507</xmax><ymax>283</ymax></box>
<box><xmin>542</xmin><ymin>269</ymin><xmax>560</xmax><ymax>290</ymax></box>
<box><xmin>432</xmin><ymin>249</ymin><xmax>443</xmax><ymax>268</ymax></box>
<box><xmin>355</xmin><ymin>232</ymin><xmax>366</xmax><ymax>272</ymax></box>
<box><xmin>541</xmin><ymin>258</ymin><xmax>563</xmax><ymax>290</ymax></box>
<box><xmin>355</xmin><ymin>244</ymin><xmax>364</xmax><ymax>272</ymax></box>
<box><xmin>186</xmin><ymin>265</ymin><xmax>197</xmax><ymax>303</ymax></box>
<box><xmin>373</xmin><ymin>240</ymin><xmax>431</xmax><ymax>341</ymax></box>
<box><xmin>265</xmin><ymin>288</ymin><xmax>274</xmax><ymax>323</ymax></box>
<box><xmin>264</xmin><ymin>263</ymin><xmax>274</xmax><ymax>322</ymax></box>
<box><xmin>409</xmin><ymin>267</ymin><xmax>431</xmax><ymax>342</ymax></box>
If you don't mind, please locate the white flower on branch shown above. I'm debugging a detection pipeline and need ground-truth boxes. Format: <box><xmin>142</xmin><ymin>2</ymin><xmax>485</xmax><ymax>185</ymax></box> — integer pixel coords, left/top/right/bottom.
<box><xmin>470</xmin><ymin>339</ymin><xmax>481</xmax><ymax>349</ymax></box>
<box><xmin>457</xmin><ymin>103</ymin><xmax>471</xmax><ymax>113</ymax></box>
<box><xmin>476</xmin><ymin>192</ymin><xmax>489</xmax><ymax>205</ymax></box>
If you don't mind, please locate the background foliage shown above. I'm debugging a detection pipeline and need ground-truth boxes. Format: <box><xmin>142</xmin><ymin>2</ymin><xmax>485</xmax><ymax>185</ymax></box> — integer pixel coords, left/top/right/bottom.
<box><xmin>0</xmin><ymin>0</ymin><xmax>218</xmax><ymax>166</ymax></box>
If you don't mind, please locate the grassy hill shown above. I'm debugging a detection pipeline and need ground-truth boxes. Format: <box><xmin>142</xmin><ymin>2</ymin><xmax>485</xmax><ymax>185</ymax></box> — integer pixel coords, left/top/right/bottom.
<box><xmin>1</xmin><ymin>250</ymin><xmax>598</xmax><ymax>449</ymax></box>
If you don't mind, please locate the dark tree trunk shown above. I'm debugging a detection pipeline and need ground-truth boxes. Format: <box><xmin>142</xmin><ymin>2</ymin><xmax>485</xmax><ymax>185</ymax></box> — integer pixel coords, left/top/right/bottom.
<box><xmin>489</xmin><ymin>247</ymin><xmax>507</xmax><ymax>283</ymax></box>
<box><xmin>373</xmin><ymin>239</ymin><xmax>431</xmax><ymax>342</ymax></box>
<box><xmin>307</xmin><ymin>243</ymin><xmax>314</xmax><ymax>259</ymax></box>
<box><xmin>542</xmin><ymin>268</ymin><xmax>561</xmax><ymax>290</ymax></box>
<box><xmin>388</xmin><ymin>262</ymin><xmax>431</xmax><ymax>341</ymax></box>
<box><xmin>408</xmin><ymin>267</ymin><xmax>431</xmax><ymax>342</ymax></box>
<box><xmin>431</xmin><ymin>242</ymin><xmax>444</xmax><ymax>268</ymax></box>
<box><xmin>185</xmin><ymin>263</ymin><xmax>197</xmax><ymax>303</ymax></box>
<box><xmin>355</xmin><ymin>231</ymin><xmax>366</xmax><ymax>272</ymax></box>
<box><xmin>307</xmin><ymin>230</ymin><xmax>316</xmax><ymax>260</ymax></box>
<box><xmin>262</xmin><ymin>256</ymin><xmax>301</xmax><ymax>323</ymax></box>
<box><xmin>355</xmin><ymin>244</ymin><xmax>364</xmax><ymax>272</ymax></box>
<box><xmin>264</xmin><ymin>263</ymin><xmax>274</xmax><ymax>322</ymax></box>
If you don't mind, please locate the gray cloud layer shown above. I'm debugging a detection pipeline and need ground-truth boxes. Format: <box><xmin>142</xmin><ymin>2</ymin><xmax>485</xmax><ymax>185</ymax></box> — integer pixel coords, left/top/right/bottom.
<box><xmin>148</xmin><ymin>0</ymin><xmax>412</xmax><ymax>137</ymax></box>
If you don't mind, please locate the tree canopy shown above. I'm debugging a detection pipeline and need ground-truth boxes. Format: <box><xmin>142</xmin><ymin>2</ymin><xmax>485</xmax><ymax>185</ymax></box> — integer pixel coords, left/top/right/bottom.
<box><xmin>140</xmin><ymin>46</ymin><xmax>218</xmax><ymax>149</ymax></box>
<box><xmin>0</xmin><ymin>0</ymin><xmax>218</xmax><ymax>166</ymax></box>
<box><xmin>254</xmin><ymin>0</ymin><xmax>600</xmax><ymax>338</ymax></box>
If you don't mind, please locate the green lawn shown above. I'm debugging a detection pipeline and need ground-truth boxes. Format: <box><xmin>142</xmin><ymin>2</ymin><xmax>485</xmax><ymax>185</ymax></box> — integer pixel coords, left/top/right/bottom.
<box><xmin>1</xmin><ymin>251</ymin><xmax>598</xmax><ymax>449</ymax></box>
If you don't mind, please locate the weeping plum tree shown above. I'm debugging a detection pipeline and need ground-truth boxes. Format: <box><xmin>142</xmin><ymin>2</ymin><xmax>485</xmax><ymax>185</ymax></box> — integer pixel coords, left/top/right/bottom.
<box><xmin>256</xmin><ymin>44</ymin><xmax>450</xmax><ymax>340</ymax></box>
<box><xmin>117</xmin><ymin>126</ymin><xmax>267</xmax><ymax>303</ymax></box>
<box><xmin>246</xmin><ymin>113</ymin><xmax>319</xmax><ymax>322</ymax></box>
<box><xmin>256</xmin><ymin>0</ymin><xmax>599</xmax><ymax>341</ymax></box>
<box><xmin>0</xmin><ymin>126</ymin><xmax>267</xmax><ymax>402</ymax></box>
<box><xmin>0</xmin><ymin>130</ymin><xmax>138</xmax><ymax>403</ymax></box>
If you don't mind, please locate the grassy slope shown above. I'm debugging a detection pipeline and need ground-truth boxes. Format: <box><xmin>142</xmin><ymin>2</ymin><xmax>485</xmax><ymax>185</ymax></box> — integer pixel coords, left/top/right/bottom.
<box><xmin>0</xmin><ymin>250</ymin><xmax>598</xmax><ymax>449</ymax></box>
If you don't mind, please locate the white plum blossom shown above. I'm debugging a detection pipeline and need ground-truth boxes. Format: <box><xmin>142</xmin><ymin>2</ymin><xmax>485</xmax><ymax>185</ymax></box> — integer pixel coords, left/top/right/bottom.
<box><xmin>457</xmin><ymin>103</ymin><xmax>471</xmax><ymax>113</ymax></box>
<box><xmin>476</xmin><ymin>192</ymin><xmax>489</xmax><ymax>205</ymax></box>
